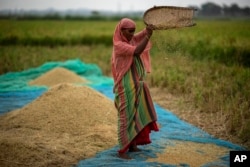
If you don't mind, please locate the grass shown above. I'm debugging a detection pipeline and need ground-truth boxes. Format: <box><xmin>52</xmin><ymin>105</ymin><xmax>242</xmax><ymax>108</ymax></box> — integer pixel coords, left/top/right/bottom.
<box><xmin>0</xmin><ymin>19</ymin><xmax>116</xmax><ymax>46</ymax></box>
<box><xmin>0</xmin><ymin>19</ymin><xmax>249</xmax><ymax>148</ymax></box>
<box><xmin>0</xmin><ymin>45</ymin><xmax>112</xmax><ymax>75</ymax></box>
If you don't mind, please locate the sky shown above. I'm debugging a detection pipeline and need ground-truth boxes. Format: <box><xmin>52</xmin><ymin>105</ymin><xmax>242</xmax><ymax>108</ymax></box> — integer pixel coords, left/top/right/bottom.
<box><xmin>0</xmin><ymin>0</ymin><xmax>249</xmax><ymax>12</ymax></box>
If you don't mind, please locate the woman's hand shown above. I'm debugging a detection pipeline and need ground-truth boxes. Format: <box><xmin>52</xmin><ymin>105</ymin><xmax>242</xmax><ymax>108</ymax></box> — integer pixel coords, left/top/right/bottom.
<box><xmin>146</xmin><ymin>24</ymin><xmax>154</xmax><ymax>37</ymax></box>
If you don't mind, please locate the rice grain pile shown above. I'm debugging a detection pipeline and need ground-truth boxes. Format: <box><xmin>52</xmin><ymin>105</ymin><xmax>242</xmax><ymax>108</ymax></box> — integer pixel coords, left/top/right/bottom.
<box><xmin>29</xmin><ymin>67</ymin><xmax>88</xmax><ymax>87</ymax></box>
<box><xmin>147</xmin><ymin>140</ymin><xmax>231</xmax><ymax>167</ymax></box>
<box><xmin>0</xmin><ymin>83</ymin><xmax>117</xmax><ymax>167</ymax></box>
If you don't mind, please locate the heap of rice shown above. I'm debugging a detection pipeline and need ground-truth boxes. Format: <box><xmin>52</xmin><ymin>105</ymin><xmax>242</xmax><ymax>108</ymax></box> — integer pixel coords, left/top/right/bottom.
<box><xmin>0</xmin><ymin>83</ymin><xmax>117</xmax><ymax>167</ymax></box>
<box><xmin>29</xmin><ymin>67</ymin><xmax>88</xmax><ymax>87</ymax></box>
<box><xmin>147</xmin><ymin>140</ymin><xmax>230</xmax><ymax>166</ymax></box>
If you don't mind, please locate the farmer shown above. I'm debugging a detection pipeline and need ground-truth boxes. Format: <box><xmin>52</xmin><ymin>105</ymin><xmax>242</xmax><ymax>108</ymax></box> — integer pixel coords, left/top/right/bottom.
<box><xmin>111</xmin><ymin>18</ymin><xmax>159</xmax><ymax>159</ymax></box>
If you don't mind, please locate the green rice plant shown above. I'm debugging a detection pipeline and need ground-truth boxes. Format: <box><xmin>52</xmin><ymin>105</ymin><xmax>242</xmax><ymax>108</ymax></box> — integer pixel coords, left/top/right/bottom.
<box><xmin>0</xmin><ymin>19</ymin><xmax>116</xmax><ymax>46</ymax></box>
<box><xmin>150</xmin><ymin>28</ymin><xmax>250</xmax><ymax>147</ymax></box>
<box><xmin>152</xmin><ymin>20</ymin><xmax>250</xmax><ymax>67</ymax></box>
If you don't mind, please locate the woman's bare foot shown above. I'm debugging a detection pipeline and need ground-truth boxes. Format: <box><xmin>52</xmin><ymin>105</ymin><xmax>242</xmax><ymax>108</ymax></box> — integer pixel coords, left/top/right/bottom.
<box><xmin>129</xmin><ymin>145</ymin><xmax>141</xmax><ymax>152</ymax></box>
<box><xmin>118</xmin><ymin>152</ymin><xmax>132</xmax><ymax>160</ymax></box>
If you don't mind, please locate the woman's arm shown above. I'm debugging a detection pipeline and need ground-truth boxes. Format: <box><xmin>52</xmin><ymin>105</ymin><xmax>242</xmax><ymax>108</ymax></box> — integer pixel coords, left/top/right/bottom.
<box><xmin>134</xmin><ymin>25</ymin><xmax>154</xmax><ymax>56</ymax></box>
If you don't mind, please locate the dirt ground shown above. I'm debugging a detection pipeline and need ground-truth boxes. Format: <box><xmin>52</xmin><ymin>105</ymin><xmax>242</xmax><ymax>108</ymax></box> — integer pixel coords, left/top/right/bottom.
<box><xmin>150</xmin><ymin>87</ymin><xmax>248</xmax><ymax>150</ymax></box>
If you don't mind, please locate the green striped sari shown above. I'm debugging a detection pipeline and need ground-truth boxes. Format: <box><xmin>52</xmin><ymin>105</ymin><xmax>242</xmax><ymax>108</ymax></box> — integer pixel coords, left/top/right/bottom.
<box><xmin>114</xmin><ymin>56</ymin><xmax>158</xmax><ymax>153</ymax></box>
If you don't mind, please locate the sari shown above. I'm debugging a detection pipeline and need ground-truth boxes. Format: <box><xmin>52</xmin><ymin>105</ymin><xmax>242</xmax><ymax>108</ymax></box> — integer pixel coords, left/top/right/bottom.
<box><xmin>112</xmin><ymin>18</ymin><xmax>159</xmax><ymax>153</ymax></box>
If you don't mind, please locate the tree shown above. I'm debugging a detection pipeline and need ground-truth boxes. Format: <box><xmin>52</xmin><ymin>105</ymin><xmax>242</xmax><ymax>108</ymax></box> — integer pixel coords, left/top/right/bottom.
<box><xmin>200</xmin><ymin>2</ymin><xmax>222</xmax><ymax>16</ymax></box>
<box><xmin>242</xmin><ymin>7</ymin><xmax>250</xmax><ymax>16</ymax></box>
<box><xmin>230</xmin><ymin>3</ymin><xmax>242</xmax><ymax>16</ymax></box>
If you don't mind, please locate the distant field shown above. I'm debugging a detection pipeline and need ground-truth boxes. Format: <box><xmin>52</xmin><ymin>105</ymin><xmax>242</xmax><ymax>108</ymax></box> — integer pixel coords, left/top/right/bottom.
<box><xmin>0</xmin><ymin>19</ymin><xmax>116</xmax><ymax>39</ymax></box>
<box><xmin>1</xmin><ymin>19</ymin><xmax>249</xmax><ymax>66</ymax></box>
<box><xmin>0</xmin><ymin>19</ymin><xmax>249</xmax><ymax>148</ymax></box>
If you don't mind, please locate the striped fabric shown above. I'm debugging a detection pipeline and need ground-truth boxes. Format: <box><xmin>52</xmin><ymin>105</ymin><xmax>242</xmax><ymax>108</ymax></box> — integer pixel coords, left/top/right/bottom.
<box><xmin>114</xmin><ymin>56</ymin><xmax>158</xmax><ymax>153</ymax></box>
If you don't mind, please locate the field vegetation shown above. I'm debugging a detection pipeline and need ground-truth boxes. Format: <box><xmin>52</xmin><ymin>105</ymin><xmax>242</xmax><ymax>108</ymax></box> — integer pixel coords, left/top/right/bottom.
<box><xmin>0</xmin><ymin>19</ymin><xmax>249</xmax><ymax>149</ymax></box>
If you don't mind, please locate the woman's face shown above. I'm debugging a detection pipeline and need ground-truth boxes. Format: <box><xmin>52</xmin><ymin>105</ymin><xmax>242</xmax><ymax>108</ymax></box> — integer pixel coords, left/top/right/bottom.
<box><xmin>121</xmin><ymin>28</ymin><xmax>135</xmax><ymax>41</ymax></box>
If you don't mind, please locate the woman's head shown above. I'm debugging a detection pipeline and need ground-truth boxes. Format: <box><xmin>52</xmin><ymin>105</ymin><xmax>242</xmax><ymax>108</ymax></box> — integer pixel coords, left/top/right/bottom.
<box><xmin>119</xmin><ymin>18</ymin><xmax>136</xmax><ymax>41</ymax></box>
<box><xmin>120</xmin><ymin>18</ymin><xmax>136</xmax><ymax>29</ymax></box>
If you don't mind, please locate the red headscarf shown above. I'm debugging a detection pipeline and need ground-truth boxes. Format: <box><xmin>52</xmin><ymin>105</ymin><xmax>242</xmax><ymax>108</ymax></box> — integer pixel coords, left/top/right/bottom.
<box><xmin>111</xmin><ymin>18</ymin><xmax>152</xmax><ymax>86</ymax></box>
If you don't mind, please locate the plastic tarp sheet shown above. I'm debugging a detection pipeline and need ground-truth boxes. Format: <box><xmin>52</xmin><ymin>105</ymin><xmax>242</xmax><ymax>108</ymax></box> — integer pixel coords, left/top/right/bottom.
<box><xmin>0</xmin><ymin>59</ymin><xmax>246</xmax><ymax>167</ymax></box>
<box><xmin>0</xmin><ymin>59</ymin><xmax>113</xmax><ymax>114</ymax></box>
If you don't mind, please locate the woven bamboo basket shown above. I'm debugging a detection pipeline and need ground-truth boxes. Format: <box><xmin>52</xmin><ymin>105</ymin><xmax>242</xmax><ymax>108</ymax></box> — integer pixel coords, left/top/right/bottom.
<box><xmin>143</xmin><ymin>6</ymin><xmax>197</xmax><ymax>30</ymax></box>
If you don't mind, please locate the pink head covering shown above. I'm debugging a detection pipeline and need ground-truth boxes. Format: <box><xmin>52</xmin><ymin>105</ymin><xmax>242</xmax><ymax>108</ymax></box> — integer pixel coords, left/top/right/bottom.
<box><xmin>120</xmin><ymin>18</ymin><xmax>136</xmax><ymax>29</ymax></box>
<box><xmin>112</xmin><ymin>18</ymin><xmax>152</xmax><ymax>85</ymax></box>
<box><xmin>113</xmin><ymin>18</ymin><xmax>136</xmax><ymax>43</ymax></box>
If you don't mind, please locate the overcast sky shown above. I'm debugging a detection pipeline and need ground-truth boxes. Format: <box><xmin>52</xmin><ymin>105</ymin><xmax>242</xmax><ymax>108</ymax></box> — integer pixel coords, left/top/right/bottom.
<box><xmin>0</xmin><ymin>0</ymin><xmax>249</xmax><ymax>11</ymax></box>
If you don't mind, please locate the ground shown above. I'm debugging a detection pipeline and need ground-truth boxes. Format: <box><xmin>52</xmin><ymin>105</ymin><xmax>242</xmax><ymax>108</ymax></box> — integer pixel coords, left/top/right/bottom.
<box><xmin>150</xmin><ymin>87</ymin><xmax>247</xmax><ymax>150</ymax></box>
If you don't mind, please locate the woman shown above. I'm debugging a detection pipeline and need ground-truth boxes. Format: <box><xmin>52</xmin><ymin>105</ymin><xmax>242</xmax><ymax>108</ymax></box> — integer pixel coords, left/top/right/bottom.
<box><xmin>111</xmin><ymin>18</ymin><xmax>159</xmax><ymax>159</ymax></box>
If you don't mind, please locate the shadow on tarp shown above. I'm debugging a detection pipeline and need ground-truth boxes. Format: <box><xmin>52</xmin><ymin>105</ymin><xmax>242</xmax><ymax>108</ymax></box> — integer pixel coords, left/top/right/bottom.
<box><xmin>77</xmin><ymin>85</ymin><xmax>246</xmax><ymax>167</ymax></box>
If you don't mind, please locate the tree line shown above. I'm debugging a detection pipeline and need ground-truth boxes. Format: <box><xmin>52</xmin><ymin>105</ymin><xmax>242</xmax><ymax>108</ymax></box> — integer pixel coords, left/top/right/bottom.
<box><xmin>195</xmin><ymin>2</ymin><xmax>250</xmax><ymax>17</ymax></box>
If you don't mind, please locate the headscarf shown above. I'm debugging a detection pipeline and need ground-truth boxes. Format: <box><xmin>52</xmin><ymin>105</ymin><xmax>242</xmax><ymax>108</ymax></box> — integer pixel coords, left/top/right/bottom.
<box><xmin>111</xmin><ymin>18</ymin><xmax>152</xmax><ymax>86</ymax></box>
